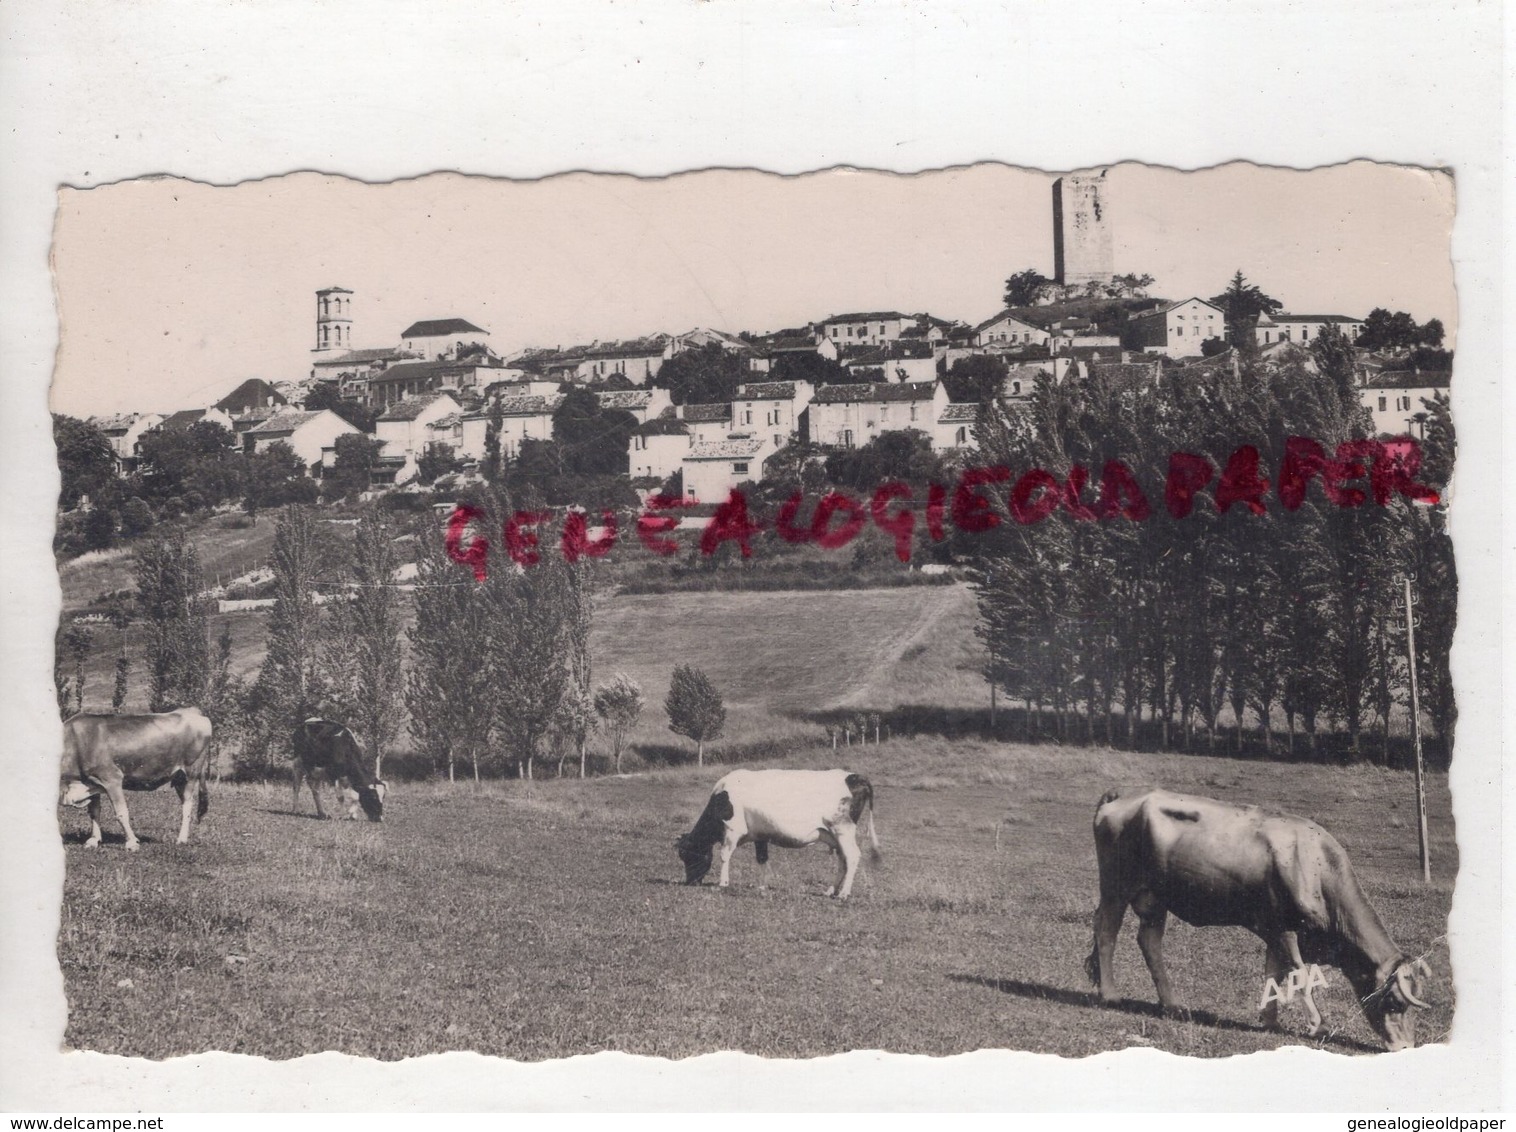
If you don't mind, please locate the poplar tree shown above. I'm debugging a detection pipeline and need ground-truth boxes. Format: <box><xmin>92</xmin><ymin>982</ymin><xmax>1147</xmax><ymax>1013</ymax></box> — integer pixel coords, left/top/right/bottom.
<box><xmin>134</xmin><ymin>531</ymin><xmax>210</xmax><ymax>713</ymax></box>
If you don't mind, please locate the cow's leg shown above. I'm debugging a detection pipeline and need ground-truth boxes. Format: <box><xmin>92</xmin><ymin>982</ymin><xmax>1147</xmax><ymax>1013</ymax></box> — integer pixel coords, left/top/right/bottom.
<box><xmin>84</xmin><ymin>793</ymin><xmax>104</xmax><ymax>849</ymax></box>
<box><xmin>1261</xmin><ymin>938</ymin><xmax>1292</xmax><ymax>1031</ymax></box>
<box><xmin>754</xmin><ymin>840</ymin><xmax>771</xmax><ymax>889</ymax></box>
<box><xmin>818</xmin><ymin>831</ymin><xmax>847</xmax><ymax>897</ymax></box>
<box><xmin>99</xmin><ymin>775</ymin><xmax>141</xmax><ymax>852</ymax></box>
<box><xmin>172</xmin><ymin>769</ymin><xmax>195</xmax><ymax>845</ymax></box>
<box><xmin>309</xmin><ymin>775</ymin><xmax>329</xmax><ymax>820</ymax></box>
<box><xmin>716</xmin><ymin>829</ymin><xmax>740</xmax><ymax>888</ymax></box>
<box><xmin>1090</xmin><ymin>896</ymin><xmax>1127</xmax><ymax>1003</ymax></box>
<box><xmin>832</xmin><ymin>824</ymin><xmax>863</xmax><ymax>899</ymax></box>
<box><xmin>1132</xmin><ymin>894</ymin><xmax>1175</xmax><ymax>1011</ymax></box>
<box><xmin>1282</xmin><ymin>931</ymin><xmax>1322</xmax><ymax>1035</ymax></box>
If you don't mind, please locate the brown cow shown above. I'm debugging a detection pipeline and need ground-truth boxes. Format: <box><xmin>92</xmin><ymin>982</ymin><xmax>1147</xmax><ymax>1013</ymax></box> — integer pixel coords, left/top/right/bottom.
<box><xmin>1087</xmin><ymin>788</ymin><xmax>1432</xmax><ymax>1050</ymax></box>
<box><xmin>58</xmin><ymin>708</ymin><xmax>213</xmax><ymax>851</ymax></box>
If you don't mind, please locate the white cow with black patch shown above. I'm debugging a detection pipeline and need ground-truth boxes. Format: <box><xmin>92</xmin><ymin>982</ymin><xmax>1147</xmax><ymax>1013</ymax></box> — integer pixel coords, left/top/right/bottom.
<box><xmin>676</xmin><ymin>768</ymin><xmax>881</xmax><ymax>898</ymax></box>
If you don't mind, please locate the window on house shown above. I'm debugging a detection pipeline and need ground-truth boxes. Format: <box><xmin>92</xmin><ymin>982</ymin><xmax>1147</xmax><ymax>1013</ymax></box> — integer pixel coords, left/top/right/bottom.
<box><xmin>733</xmin><ymin>462</ymin><xmax>749</xmax><ymax>476</ymax></box>
<box><xmin>1302</xmin><ymin>327</ymin><xmax>1310</xmax><ymax>340</ymax></box>
<box><xmin>1176</xmin><ymin>326</ymin><xmax>1183</xmax><ymax>336</ymax></box>
<box><xmin>1378</xmin><ymin>396</ymin><xmax>1387</xmax><ymax>411</ymax></box>
<box><xmin>956</xmin><ymin>427</ymin><xmax>967</xmax><ymax>445</ymax></box>
<box><xmin>774</xmin><ymin>434</ymin><xmax>783</xmax><ymax>448</ymax></box>
<box><xmin>843</xmin><ymin>429</ymin><xmax>854</xmax><ymax>448</ymax></box>
<box><xmin>909</xmin><ymin>404</ymin><xmax>918</xmax><ymax>421</ymax></box>
<box><xmin>1012</xmin><ymin>380</ymin><xmax>1022</xmax><ymax>395</ymax></box>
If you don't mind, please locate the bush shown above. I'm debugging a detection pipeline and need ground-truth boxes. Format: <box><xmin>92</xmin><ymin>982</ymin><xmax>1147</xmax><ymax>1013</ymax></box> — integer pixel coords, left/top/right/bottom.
<box><xmin>119</xmin><ymin>497</ymin><xmax>156</xmax><ymax>539</ymax></box>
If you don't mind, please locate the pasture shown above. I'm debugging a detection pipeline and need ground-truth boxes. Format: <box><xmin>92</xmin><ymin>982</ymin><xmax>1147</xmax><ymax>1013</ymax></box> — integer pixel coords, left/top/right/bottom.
<box><xmin>56</xmin><ymin>738</ymin><xmax>1456</xmax><ymax>1061</ymax></box>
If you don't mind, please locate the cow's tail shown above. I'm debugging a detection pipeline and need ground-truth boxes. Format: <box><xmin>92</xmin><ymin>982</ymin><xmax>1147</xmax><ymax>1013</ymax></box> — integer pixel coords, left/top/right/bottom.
<box><xmin>847</xmin><ymin>773</ymin><xmax>882</xmax><ymax>862</ymax></box>
<box><xmin>194</xmin><ymin>719</ymin><xmax>213</xmax><ymax>823</ymax></box>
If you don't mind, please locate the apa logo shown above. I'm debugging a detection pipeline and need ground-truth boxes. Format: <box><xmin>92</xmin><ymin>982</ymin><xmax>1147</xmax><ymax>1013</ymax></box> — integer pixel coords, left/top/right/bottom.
<box><xmin>1260</xmin><ymin>964</ymin><xmax>1330</xmax><ymax>1033</ymax></box>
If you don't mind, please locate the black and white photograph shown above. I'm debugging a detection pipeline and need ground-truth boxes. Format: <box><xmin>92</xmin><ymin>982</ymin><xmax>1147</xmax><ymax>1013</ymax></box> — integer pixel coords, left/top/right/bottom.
<box><xmin>2</xmin><ymin>0</ymin><xmax>1505</xmax><ymax>1115</ymax></box>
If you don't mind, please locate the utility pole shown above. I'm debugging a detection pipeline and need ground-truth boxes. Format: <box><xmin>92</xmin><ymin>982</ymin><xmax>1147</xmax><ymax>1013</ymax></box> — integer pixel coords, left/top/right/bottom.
<box><xmin>1401</xmin><ymin>574</ymin><xmax>1432</xmax><ymax>883</ymax></box>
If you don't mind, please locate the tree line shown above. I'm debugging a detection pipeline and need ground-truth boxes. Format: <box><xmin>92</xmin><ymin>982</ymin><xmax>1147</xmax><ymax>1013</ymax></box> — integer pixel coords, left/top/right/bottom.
<box><xmin>969</xmin><ymin>326</ymin><xmax>1456</xmax><ymax>765</ymax></box>
<box><xmin>59</xmin><ymin>500</ymin><xmax>729</xmax><ymax>781</ymax></box>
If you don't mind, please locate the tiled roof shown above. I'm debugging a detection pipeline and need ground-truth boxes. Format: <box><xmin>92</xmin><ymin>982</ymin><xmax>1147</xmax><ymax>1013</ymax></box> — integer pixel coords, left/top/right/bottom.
<box><xmin>1140</xmin><ymin>297</ymin><xmax>1224</xmax><ymax>317</ymax></box>
<box><xmin>939</xmin><ymin>403</ymin><xmax>980</xmax><ymax>423</ymax></box>
<box><xmin>750</xmin><ymin>334</ymin><xmax>820</xmax><ymax>356</ymax></box>
<box><xmin>841</xmin><ymin>340</ymin><xmax>935</xmax><ymax>364</ymax></box>
<box><xmin>636</xmin><ymin>416</ymin><xmax>689</xmax><ymax>437</ymax></box>
<box><xmin>596</xmin><ymin>389</ymin><xmax>657</xmax><ymax>410</ymax></box>
<box><xmin>246</xmin><ymin>410</ymin><xmax>321</xmax><ymax>436</ymax></box>
<box><xmin>734</xmin><ymin>382</ymin><xmax>798</xmax><ymax>401</ymax></box>
<box><xmin>584</xmin><ymin>335</ymin><xmax>668</xmax><ymax>358</ymax></box>
<box><xmin>161</xmin><ymin>409</ymin><xmax>209</xmax><ymax>429</ymax></box>
<box><xmin>428</xmin><ymin>412</ymin><xmax>462</xmax><ymax>429</ymax></box>
<box><xmin>1268</xmin><ymin>313</ymin><xmax>1361</xmax><ymax>323</ymax></box>
<box><xmin>974</xmin><ymin>309</ymin><xmax>1046</xmax><ymax>334</ymax></box>
<box><xmin>680</xmin><ymin>402</ymin><xmax>732</xmax><ymax>422</ymax></box>
<box><xmin>822</xmin><ymin>311</ymin><xmax>908</xmax><ymax>324</ymax></box>
<box><xmin>312</xmin><ymin>347</ymin><xmax>414</xmax><ymax>366</ymax></box>
<box><xmin>377</xmin><ymin>391</ymin><xmax>456</xmax><ymax>422</ymax></box>
<box><xmin>812</xmin><ymin>382</ymin><xmax>937</xmax><ymax>405</ymax></box>
<box><xmin>686</xmin><ymin>438</ymin><xmax>768</xmax><ymax>460</ymax></box>
<box><xmin>214</xmin><ymin>378</ymin><xmax>287</xmax><ymax>412</ymax></box>
<box><xmin>1362</xmin><ymin>372</ymin><xmax>1450</xmax><ymax>390</ymax></box>
<box><xmin>496</xmin><ymin>394</ymin><xmax>564</xmax><ymax>417</ymax></box>
<box><xmin>368</xmin><ymin>360</ymin><xmax>486</xmax><ymax>386</ymax></box>
<box><xmin>400</xmin><ymin>318</ymin><xmax>487</xmax><ymax>338</ymax></box>
<box><xmin>1091</xmin><ymin>361</ymin><xmax>1162</xmax><ymax>386</ymax></box>
<box><xmin>89</xmin><ymin>413</ymin><xmax>141</xmax><ymax>433</ymax></box>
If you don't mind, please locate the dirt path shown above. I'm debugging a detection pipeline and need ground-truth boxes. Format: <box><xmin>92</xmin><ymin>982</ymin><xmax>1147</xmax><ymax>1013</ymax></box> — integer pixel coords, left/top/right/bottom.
<box><xmin>824</xmin><ymin>583</ymin><xmax>968</xmax><ymax>711</ymax></box>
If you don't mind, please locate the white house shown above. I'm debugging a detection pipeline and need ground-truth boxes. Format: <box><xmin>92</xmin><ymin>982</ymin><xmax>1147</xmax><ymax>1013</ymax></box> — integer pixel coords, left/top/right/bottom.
<box><xmin>839</xmin><ymin>341</ymin><xmax>938</xmax><ymax>383</ymax></box>
<box><xmin>375</xmin><ymin>391</ymin><xmax>463</xmax><ymax>482</ymax></box>
<box><xmin>243</xmin><ymin>409</ymin><xmax>360</xmax><ymax>471</ymax></box>
<box><xmin>678</xmin><ymin>402</ymin><xmax>734</xmax><ymax>446</ymax></box>
<box><xmin>595</xmin><ymin>387</ymin><xmax>674</xmax><ymax>425</ymax></box>
<box><xmin>1126</xmin><ymin>298</ymin><xmax>1226</xmax><ymax>357</ymax></box>
<box><xmin>746</xmin><ymin>331</ymin><xmax>835</xmax><ymax>374</ymax></box>
<box><xmin>1359</xmin><ymin>372</ymin><xmax>1449</xmax><ymax>438</ymax></box>
<box><xmin>1254</xmin><ymin>312</ymin><xmax>1364</xmax><ymax>346</ymax></box>
<box><xmin>818</xmin><ymin>311</ymin><xmax>917</xmax><ymax>347</ymax></box>
<box><xmin>628</xmin><ymin>414</ymin><xmax>690</xmax><ymax>483</ymax></box>
<box><xmin>974</xmin><ymin>310</ymin><xmax>1054</xmax><ymax>349</ymax></box>
<box><xmin>681</xmin><ymin>437</ymin><xmax>777</xmax><ymax>502</ymax></box>
<box><xmin>934</xmin><ymin>403</ymin><xmax>980</xmax><ymax>451</ymax></box>
<box><xmin>576</xmin><ymin>336</ymin><xmax>674</xmax><ymax>384</ymax></box>
<box><xmin>458</xmin><ymin>392</ymin><xmax>564</xmax><ymax>463</ymax></box>
<box><xmin>808</xmin><ymin>381</ymin><xmax>948</xmax><ymax>448</ymax></box>
<box><xmin>89</xmin><ymin>412</ymin><xmax>165</xmax><ymax>472</ymax></box>
<box><xmin>399</xmin><ymin>318</ymin><xmax>491</xmax><ymax>361</ymax></box>
<box><xmin>730</xmin><ymin>380</ymin><xmax>814</xmax><ymax>447</ymax></box>
<box><xmin>158</xmin><ymin>407</ymin><xmax>236</xmax><ymax>435</ymax></box>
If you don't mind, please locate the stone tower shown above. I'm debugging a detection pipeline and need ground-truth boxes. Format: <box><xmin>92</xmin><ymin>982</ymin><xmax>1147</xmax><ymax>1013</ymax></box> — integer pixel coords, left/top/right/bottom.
<box><xmin>313</xmin><ymin>286</ymin><xmax>353</xmax><ymax>355</ymax></box>
<box><xmin>1052</xmin><ymin>172</ymin><xmax>1114</xmax><ymax>287</ymax></box>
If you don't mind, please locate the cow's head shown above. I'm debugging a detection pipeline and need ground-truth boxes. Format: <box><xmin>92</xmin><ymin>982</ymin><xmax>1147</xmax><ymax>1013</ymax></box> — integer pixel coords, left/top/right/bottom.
<box><xmin>356</xmin><ymin>780</ymin><xmax>386</xmax><ymax>822</ymax></box>
<box><xmin>1362</xmin><ymin>957</ymin><xmax>1432</xmax><ymax>1051</ymax></box>
<box><xmin>675</xmin><ymin>833</ymin><xmax>714</xmax><ymax>885</ymax></box>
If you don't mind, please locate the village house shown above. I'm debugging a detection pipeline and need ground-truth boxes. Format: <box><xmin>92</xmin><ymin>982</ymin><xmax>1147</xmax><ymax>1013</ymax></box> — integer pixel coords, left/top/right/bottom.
<box><xmin>817</xmin><ymin>311</ymin><xmax>917</xmax><ymax>347</ymax></box>
<box><xmin>366</xmin><ymin>356</ymin><xmax>507</xmax><ymax>410</ymax></box>
<box><xmin>1254</xmin><ymin>312</ymin><xmax>1365</xmax><ymax>346</ymax></box>
<box><xmin>158</xmin><ymin>407</ymin><xmax>236</xmax><ymax>434</ymax></box>
<box><xmin>577</xmin><ymin>336</ymin><xmax>675</xmax><ymax>384</ymax></box>
<box><xmin>934</xmin><ymin>403</ymin><xmax>981</xmax><ymax>451</ymax></box>
<box><xmin>399</xmin><ymin>318</ymin><xmax>491</xmax><ymax>361</ymax></box>
<box><xmin>595</xmin><ymin>387</ymin><xmax>674</xmax><ymax>425</ymax></box>
<box><xmin>680</xmin><ymin>436</ymin><xmax>777</xmax><ymax>503</ymax></box>
<box><xmin>975</xmin><ymin>310</ymin><xmax>1054</xmax><ymax>349</ymax></box>
<box><xmin>374</xmin><ymin>391</ymin><xmax>463</xmax><ymax>483</ymax></box>
<box><xmin>677</xmin><ymin>402</ymin><xmax>735</xmax><ymax>446</ymax></box>
<box><xmin>674</xmin><ymin>327</ymin><xmax>749</xmax><ymax>353</ymax></box>
<box><xmin>89</xmin><ymin>412</ymin><xmax>165</xmax><ymax>472</ymax></box>
<box><xmin>628</xmin><ymin>412</ymin><xmax>690</xmax><ymax>483</ymax></box>
<box><xmin>839</xmin><ymin>341</ymin><xmax>938</xmax><ymax>384</ymax></box>
<box><xmin>310</xmin><ymin>346</ymin><xmax>422</xmax><ymax>401</ymax></box>
<box><xmin>458</xmin><ymin>391</ymin><xmax>565</xmax><ymax>464</ymax></box>
<box><xmin>242</xmin><ymin>409</ymin><xmax>360</xmax><ymax>473</ymax></box>
<box><xmin>730</xmin><ymin>380</ymin><xmax>814</xmax><ymax>447</ymax></box>
<box><xmin>214</xmin><ymin>378</ymin><xmax>287</xmax><ymax>416</ymax></box>
<box><xmin>1126</xmin><ymin>297</ymin><xmax>1226</xmax><ymax>357</ymax></box>
<box><xmin>1358</xmin><ymin>371</ymin><xmax>1449</xmax><ymax>438</ymax></box>
<box><xmin>746</xmin><ymin>330</ymin><xmax>834</xmax><ymax>374</ymax></box>
<box><xmin>807</xmin><ymin>381</ymin><xmax>948</xmax><ymax>448</ymax></box>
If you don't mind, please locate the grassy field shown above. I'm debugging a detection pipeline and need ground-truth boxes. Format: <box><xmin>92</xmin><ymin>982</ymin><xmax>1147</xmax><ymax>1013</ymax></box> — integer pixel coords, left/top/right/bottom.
<box><xmin>56</xmin><ymin>738</ymin><xmax>1456</xmax><ymax>1061</ymax></box>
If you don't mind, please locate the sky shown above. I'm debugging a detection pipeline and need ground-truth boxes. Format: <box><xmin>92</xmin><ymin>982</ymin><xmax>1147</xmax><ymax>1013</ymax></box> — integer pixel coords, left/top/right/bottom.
<box><xmin>49</xmin><ymin>160</ymin><xmax>1456</xmax><ymax>417</ymax></box>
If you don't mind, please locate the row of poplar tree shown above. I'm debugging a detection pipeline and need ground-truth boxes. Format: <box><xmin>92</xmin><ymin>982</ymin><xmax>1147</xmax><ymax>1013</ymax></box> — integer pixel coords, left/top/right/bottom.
<box><xmin>62</xmin><ymin>499</ymin><xmax>731</xmax><ymax>781</ymax></box>
<box><xmin>969</xmin><ymin>327</ymin><xmax>1456</xmax><ymax>764</ymax></box>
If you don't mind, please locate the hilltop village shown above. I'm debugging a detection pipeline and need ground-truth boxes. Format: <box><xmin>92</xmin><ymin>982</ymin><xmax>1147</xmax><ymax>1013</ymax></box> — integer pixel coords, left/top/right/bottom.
<box><xmin>61</xmin><ymin>174</ymin><xmax>1452</xmax><ymax>539</ymax></box>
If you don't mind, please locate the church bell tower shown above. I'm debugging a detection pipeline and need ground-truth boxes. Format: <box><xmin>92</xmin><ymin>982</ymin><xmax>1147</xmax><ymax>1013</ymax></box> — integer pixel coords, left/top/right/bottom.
<box><xmin>313</xmin><ymin>286</ymin><xmax>353</xmax><ymax>355</ymax></box>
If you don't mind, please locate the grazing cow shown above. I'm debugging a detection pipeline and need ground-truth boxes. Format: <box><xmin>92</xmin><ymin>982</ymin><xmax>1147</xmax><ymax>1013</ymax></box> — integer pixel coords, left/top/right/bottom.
<box><xmin>676</xmin><ymin>768</ymin><xmax>881</xmax><ymax>898</ymax></box>
<box><xmin>58</xmin><ymin>707</ymin><xmax>213</xmax><ymax>851</ymax></box>
<box><xmin>291</xmin><ymin>718</ymin><xmax>386</xmax><ymax>822</ymax></box>
<box><xmin>1087</xmin><ymin>788</ymin><xmax>1433</xmax><ymax>1050</ymax></box>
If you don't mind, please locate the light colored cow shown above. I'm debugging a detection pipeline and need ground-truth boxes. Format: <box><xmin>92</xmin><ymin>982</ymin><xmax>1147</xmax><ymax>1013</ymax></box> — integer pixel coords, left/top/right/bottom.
<box><xmin>58</xmin><ymin>708</ymin><xmax>214</xmax><ymax>851</ymax></box>
<box><xmin>676</xmin><ymin>768</ymin><xmax>881</xmax><ymax>898</ymax></box>
<box><xmin>1087</xmin><ymin>787</ymin><xmax>1432</xmax><ymax>1050</ymax></box>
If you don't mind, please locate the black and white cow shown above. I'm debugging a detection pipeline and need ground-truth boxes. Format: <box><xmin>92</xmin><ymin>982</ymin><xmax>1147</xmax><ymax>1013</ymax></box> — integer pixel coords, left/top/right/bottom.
<box><xmin>676</xmin><ymin>768</ymin><xmax>880</xmax><ymax>898</ymax></box>
<box><xmin>291</xmin><ymin>718</ymin><xmax>386</xmax><ymax>822</ymax></box>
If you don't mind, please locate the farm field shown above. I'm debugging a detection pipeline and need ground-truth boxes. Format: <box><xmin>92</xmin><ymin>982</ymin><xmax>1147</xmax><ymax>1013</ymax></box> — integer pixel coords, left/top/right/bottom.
<box><xmin>56</xmin><ymin>739</ymin><xmax>1456</xmax><ymax>1061</ymax></box>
